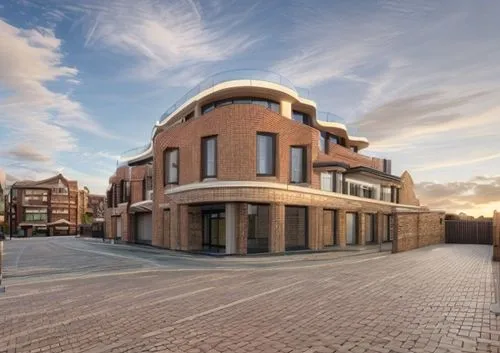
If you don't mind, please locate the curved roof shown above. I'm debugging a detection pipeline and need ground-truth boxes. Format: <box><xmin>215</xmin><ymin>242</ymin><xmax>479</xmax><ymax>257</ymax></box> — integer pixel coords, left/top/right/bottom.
<box><xmin>120</xmin><ymin>69</ymin><xmax>368</xmax><ymax>164</ymax></box>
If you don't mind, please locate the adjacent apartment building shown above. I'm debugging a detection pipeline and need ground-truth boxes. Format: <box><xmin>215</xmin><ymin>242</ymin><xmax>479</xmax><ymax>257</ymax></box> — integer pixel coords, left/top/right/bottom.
<box><xmin>6</xmin><ymin>174</ymin><xmax>79</xmax><ymax>236</ymax></box>
<box><xmin>107</xmin><ymin>70</ymin><xmax>427</xmax><ymax>254</ymax></box>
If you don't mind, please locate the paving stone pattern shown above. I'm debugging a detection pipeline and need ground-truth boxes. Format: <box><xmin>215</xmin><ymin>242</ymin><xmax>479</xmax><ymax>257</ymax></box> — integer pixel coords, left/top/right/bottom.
<box><xmin>0</xmin><ymin>238</ymin><xmax>499</xmax><ymax>353</ymax></box>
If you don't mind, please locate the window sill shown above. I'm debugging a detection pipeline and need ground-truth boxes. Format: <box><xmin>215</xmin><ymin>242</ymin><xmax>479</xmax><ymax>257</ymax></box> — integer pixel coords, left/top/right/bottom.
<box><xmin>202</xmin><ymin>177</ymin><xmax>218</xmax><ymax>182</ymax></box>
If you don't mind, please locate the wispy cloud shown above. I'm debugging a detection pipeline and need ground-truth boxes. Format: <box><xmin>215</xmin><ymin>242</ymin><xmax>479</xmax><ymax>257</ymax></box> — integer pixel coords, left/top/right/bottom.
<box><xmin>3</xmin><ymin>144</ymin><xmax>51</xmax><ymax>162</ymax></box>
<box><xmin>0</xmin><ymin>18</ymin><xmax>113</xmax><ymax>155</ymax></box>
<box><xmin>416</xmin><ymin>176</ymin><xmax>500</xmax><ymax>216</ymax></box>
<box><xmin>64</xmin><ymin>0</ymin><xmax>261</xmax><ymax>82</ymax></box>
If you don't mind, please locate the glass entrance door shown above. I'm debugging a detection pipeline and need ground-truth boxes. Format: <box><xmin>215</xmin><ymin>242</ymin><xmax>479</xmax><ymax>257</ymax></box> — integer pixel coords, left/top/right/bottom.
<box><xmin>202</xmin><ymin>210</ymin><xmax>226</xmax><ymax>252</ymax></box>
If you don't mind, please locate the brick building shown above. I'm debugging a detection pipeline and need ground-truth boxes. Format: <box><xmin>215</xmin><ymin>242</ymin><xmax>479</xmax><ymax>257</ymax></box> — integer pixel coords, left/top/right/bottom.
<box><xmin>107</xmin><ymin>70</ymin><xmax>439</xmax><ymax>254</ymax></box>
<box><xmin>5</xmin><ymin>174</ymin><xmax>79</xmax><ymax>236</ymax></box>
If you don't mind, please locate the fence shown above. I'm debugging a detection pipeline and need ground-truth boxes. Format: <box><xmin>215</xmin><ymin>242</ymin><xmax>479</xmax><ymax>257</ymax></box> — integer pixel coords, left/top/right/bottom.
<box><xmin>445</xmin><ymin>220</ymin><xmax>493</xmax><ymax>244</ymax></box>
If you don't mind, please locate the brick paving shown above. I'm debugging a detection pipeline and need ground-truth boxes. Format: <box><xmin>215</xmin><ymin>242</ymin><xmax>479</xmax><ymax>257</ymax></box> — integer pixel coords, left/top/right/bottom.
<box><xmin>0</xmin><ymin>238</ymin><xmax>499</xmax><ymax>353</ymax></box>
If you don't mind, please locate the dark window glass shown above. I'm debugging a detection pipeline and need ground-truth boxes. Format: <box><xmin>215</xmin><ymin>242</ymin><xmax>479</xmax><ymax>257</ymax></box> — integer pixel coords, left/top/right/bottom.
<box><xmin>292</xmin><ymin>111</ymin><xmax>311</xmax><ymax>125</ymax></box>
<box><xmin>185</xmin><ymin>111</ymin><xmax>194</xmax><ymax>121</ymax></box>
<box><xmin>290</xmin><ymin>146</ymin><xmax>307</xmax><ymax>183</ymax></box>
<box><xmin>215</xmin><ymin>99</ymin><xmax>232</xmax><ymax>107</ymax></box>
<box><xmin>351</xmin><ymin>146</ymin><xmax>359</xmax><ymax>153</ymax></box>
<box><xmin>269</xmin><ymin>101</ymin><xmax>280</xmax><ymax>113</ymax></box>
<box><xmin>329</xmin><ymin>135</ymin><xmax>339</xmax><ymax>145</ymax></box>
<box><xmin>247</xmin><ymin>204</ymin><xmax>270</xmax><ymax>253</ymax></box>
<box><xmin>201</xmin><ymin>98</ymin><xmax>280</xmax><ymax>115</ymax></box>
<box><xmin>201</xmin><ymin>104</ymin><xmax>214</xmax><ymax>114</ymax></box>
<box><xmin>202</xmin><ymin>136</ymin><xmax>217</xmax><ymax>178</ymax></box>
<box><xmin>233</xmin><ymin>98</ymin><xmax>252</xmax><ymax>104</ymax></box>
<box><xmin>319</xmin><ymin>131</ymin><xmax>328</xmax><ymax>153</ymax></box>
<box><xmin>256</xmin><ymin>133</ymin><xmax>276</xmax><ymax>176</ymax></box>
<box><xmin>164</xmin><ymin>149</ymin><xmax>179</xmax><ymax>185</ymax></box>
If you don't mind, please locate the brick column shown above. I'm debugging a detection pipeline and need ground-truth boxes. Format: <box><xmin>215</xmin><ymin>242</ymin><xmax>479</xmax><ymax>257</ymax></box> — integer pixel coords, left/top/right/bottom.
<box><xmin>169</xmin><ymin>203</ymin><xmax>182</xmax><ymax>250</ymax></box>
<box><xmin>392</xmin><ymin>213</ymin><xmax>400</xmax><ymax>253</ymax></box>
<box><xmin>162</xmin><ymin>209</ymin><xmax>171</xmax><ymax>249</ymax></box>
<box><xmin>236</xmin><ymin>203</ymin><xmax>248</xmax><ymax>255</ymax></box>
<box><xmin>308</xmin><ymin>206</ymin><xmax>323</xmax><ymax>250</ymax></box>
<box><xmin>376</xmin><ymin>212</ymin><xmax>384</xmax><ymax>244</ymax></box>
<box><xmin>179</xmin><ymin>205</ymin><xmax>189</xmax><ymax>251</ymax></box>
<box><xmin>358</xmin><ymin>212</ymin><xmax>366</xmax><ymax>246</ymax></box>
<box><xmin>270</xmin><ymin>203</ymin><xmax>285</xmax><ymax>253</ymax></box>
<box><xmin>337</xmin><ymin>210</ymin><xmax>346</xmax><ymax>248</ymax></box>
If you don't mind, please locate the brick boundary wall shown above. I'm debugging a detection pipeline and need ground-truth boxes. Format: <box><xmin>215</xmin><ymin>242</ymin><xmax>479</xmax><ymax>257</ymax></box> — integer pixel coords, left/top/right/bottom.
<box><xmin>392</xmin><ymin>211</ymin><xmax>445</xmax><ymax>253</ymax></box>
<box><xmin>494</xmin><ymin>211</ymin><xmax>500</xmax><ymax>261</ymax></box>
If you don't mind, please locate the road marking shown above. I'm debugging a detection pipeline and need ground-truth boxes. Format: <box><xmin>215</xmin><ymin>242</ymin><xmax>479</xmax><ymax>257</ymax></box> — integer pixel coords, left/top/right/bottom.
<box><xmin>0</xmin><ymin>287</ymin><xmax>214</xmax><ymax>346</ymax></box>
<box><xmin>173</xmin><ymin>281</ymin><xmax>304</xmax><ymax>324</ymax></box>
<box><xmin>14</xmin><ymin>244</ymin><xmax>28</xmax><ymax>269</ymax></box>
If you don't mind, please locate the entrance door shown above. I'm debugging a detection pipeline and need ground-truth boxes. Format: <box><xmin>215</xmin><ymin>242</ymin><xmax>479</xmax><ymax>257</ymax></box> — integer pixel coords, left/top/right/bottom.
<box><xmin>136</xmin><ymin>213</ymin><xmax>153</xmax><ymax>245</ymax></box>
<box><xmin>365</xmin><ymin>214</ymin><xmax>375</xmax><ymax>243</ymax></box>
<box><xmin>346</xmin><ymin>213</ymin><xmax>357</xmax><ymax>245</ymax></box>
<box><xmin>116</xmin><ymin>217</ymin><xmax>122</xmax><ymax>239</ymax></box>
<box><xmin>202</xmin><ymin>210</ymin><xmax>226</xmax><ymax>252</ymax></box>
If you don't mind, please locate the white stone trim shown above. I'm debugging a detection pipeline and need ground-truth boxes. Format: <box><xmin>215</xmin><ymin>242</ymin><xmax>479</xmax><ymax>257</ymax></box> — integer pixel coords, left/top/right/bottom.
<box><xmin>164</xmin><ymin>180</ymin><xmax>423</xmax><ymax>209</ymax></box>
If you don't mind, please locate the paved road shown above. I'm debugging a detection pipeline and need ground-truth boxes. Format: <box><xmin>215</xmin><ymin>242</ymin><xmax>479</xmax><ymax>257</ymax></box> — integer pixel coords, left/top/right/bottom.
<box><xmin>0</xmin><ymin>237</ymin><xmax>499</xmax><ymax>353</ymax></box>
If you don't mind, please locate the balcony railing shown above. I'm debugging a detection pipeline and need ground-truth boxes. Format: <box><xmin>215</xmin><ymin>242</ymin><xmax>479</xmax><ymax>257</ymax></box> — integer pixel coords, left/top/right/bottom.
<box><xmin>159</xmin><ymin>69</ymin><xmax>312</xmax><ymax>123</ymax></box>
<box><xmin>121</xmin><ymin>144</ymin><xmax>152</xmax><ymax>159</ymax></box>
<box><xmin>316</xmin><ymin>111</ymin><xmax>359</xmax><ymax>136</ymax></box>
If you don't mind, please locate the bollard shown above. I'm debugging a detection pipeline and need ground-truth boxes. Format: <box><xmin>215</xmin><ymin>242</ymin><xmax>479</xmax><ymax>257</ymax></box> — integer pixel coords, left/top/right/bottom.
<box><xmin>0</xmin><ymin>239</ymin><xmax>5</xmax><ymax>293</ymax></box>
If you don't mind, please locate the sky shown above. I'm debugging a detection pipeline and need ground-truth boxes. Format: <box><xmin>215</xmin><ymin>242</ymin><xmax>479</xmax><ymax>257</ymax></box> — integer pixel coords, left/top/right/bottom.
<box><xmin>0</xmin><ymin>0</ymin><xmax>499</xmax><ymax>217</ymax></box>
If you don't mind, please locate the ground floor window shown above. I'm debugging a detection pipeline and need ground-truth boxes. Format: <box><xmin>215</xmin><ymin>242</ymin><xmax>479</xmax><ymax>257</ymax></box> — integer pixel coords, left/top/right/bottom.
<box><xmin>346</xmin><ymin>212</ymin><xmax>357</xmax><ymax>245</ymax></box>
<box><xmin>202</xmin><ymin>209</ymin><xmax>226</xmax><ymax>252</ymax></box>
<box><xmin>247</xmin><ymin>204</ymin><xmax>270</xmax><ymax>253</ymax></box>
<box><xmin>323</xmin><ymin>209</ymin><xmax>336</xmax><ymax>247</ymax></box>
<box><xmin>365</xmin><ymin>214</ymin><xmax>375</xmax><ymax>243</ymax></box>
<box><xmin>285</xmin><ymin>206</ymin><xmax>307</xmax><ymax>250</ymax></box>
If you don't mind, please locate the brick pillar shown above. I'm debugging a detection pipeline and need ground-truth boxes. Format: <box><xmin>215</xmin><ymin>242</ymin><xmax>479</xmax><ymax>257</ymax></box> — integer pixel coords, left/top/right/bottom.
<box><xmin>162</xmin><ymin>209</ymin><xmax>171</xmax><ymax>249</ymax></box>
<box><xmin>308</xmin><ymin>206</ymin><xmax>323</xmax><ymax>250</ymax></box>
<box><xmin>358</xmin><ymin>212</ymin><xmax>366</xmax><ymax>246</ymax></box>
<box><xmin>169</xmin><ymin>203</ymin><xmax>180</xmax><ymax>250</ymax></box>
<box><xmin>392</xmin><ymin>213</ymin><xmax>400</xmax><ymax>253</ymax></box>
<box><xmin>236</xmin><ymin>203</ymin><xmax>248</xmax><ymax>255</ymax></box>
<box><xmin>337</xmin><ymin>210</ymin><xmax>346</xmax><ymax>248</ymax></box>
<box><xmin>376</xmin><ymin>212</ymin><xmax>384</xmax><ymax>244</ymax></box>
<box><xmin>179</xmin><ymin>205</ymin><xmax>189</xmax><ymax>251</ymax></box>
<box><xmin>270</xmin><ymin>203</ymin><xmax>285</xmax><ymax>253</ymax></box>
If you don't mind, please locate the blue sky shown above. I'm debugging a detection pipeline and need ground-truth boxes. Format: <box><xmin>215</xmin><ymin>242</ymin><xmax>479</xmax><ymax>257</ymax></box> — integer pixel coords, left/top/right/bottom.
<box><xmin>0</xmin><ymin>0</ymin><xmax>499</xmax><ymax>216</ymax></box>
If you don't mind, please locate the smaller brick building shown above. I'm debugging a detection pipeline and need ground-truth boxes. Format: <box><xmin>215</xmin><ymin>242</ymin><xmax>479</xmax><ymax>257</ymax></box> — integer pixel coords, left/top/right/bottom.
<box><xmin>6</xmin><ymin>174</ymin><xmax>79</xmax><ymax>236</ymax></box>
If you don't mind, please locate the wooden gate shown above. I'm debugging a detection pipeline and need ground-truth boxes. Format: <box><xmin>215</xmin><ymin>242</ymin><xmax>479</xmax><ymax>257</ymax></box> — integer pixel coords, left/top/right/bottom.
<box><xmin>445</xmin><ymin>220</ymin><xmax>493</xmax><ymax>244</ymax></box>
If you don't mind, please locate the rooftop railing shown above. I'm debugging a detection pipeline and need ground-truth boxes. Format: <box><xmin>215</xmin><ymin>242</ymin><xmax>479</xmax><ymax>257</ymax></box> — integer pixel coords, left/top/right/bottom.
<box><xmin>158</xmin><ymin>69</ymin><xmax>312</xmax><ymax>123</ymax></box>
<box><xmin>119</xmin><ymin>70</ymin><xmax>364</xmax><ymax>161</ymax></box>
<box><xmin>316</xmin><ymin>111</ymin><xmax>359</xmax><ymax>136</ymax></box>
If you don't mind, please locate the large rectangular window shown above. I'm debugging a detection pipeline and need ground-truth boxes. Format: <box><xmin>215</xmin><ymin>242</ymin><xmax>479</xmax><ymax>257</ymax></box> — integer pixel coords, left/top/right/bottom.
<box><xmin>334</xmin><ymin>172</ymin><xmax>343</xmax><ymax>193</ymax></box>
<box><xmin>320</xmin><ymin>172</ymin><xmax>333</xmax><ymax>191</ymax></box>
<box><xmin>319</xmin><ymin>131</ymin><xmax>328</xmax><ymax>153</ymax></box>
<box><xmin>256</xmin><ymin>133</ymin><xmax>276</xmax><ymax>176</ymax></box>
<box><xmin>201</xmin><ymin>136</ymin><xmax>217</xmax><ymax>178</ymax></box>
<box><xmin>285</xmin><ymin>206</ymin><xmax>307</xmax><ymax>250</ymax></box>
<box><xmin>164</xmin><ymin>149</ymin><xmax>179</xmax><ymax>185</ymax></box>
<box><xmin>247</xmin><ymin>204</ymin><xmax>270</xmax><ymax>253</ymax></box>
<box><xmin>290</xmin><ymin>146</ymin><xmax>307</xmax><ymax>183</ymax></box>
<box><xmin>292</xmin><ymin>111</ymin><xmax>311</xmax><ymax>125</ymax></box>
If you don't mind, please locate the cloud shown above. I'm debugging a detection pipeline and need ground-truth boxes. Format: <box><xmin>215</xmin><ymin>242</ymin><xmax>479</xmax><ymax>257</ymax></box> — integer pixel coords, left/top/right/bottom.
<box><xmin>416</xmin><ymin>176</ymin><xmax>500</xmax><ymax>216</ymax></box>
<box><xmin>0</xmin><ymin>19</ymin><xmax>113</xmax><ymax>157</ymax></box>
<box><xmin>4</xmin><ymin>144</ymin><xmax>51</xmax><ymax>162</ymax></box>
<box><xmin>64</xmin><ymin>0</ymin><xmax>260</xmax><ymax>82</ymax></box>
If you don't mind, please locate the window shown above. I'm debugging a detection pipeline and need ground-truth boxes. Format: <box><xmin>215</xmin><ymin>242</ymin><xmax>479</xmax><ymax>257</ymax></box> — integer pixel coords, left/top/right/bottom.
<box><xmin>362</xmin><ymin>186</ymin><xmax>372</xmax><ymax>198</ymax></box>
<box><xmin>334</xmin><ymin>172</ymin><xmax>343</xmax><ymax>193</ymax></box>
<box><xmin>202</xmin><ymin>98</ymin><xmax>280</xmax><ymax>115</ymax></box>
<box><xmin>381</xmin><ymin>187</ymin><xmax>391</xmax><ymax>202</ymax></box>
<box><xmin>351</xmin><ymin>146</ymin><xmax>359</xmax><ymax>153</ymax></box>
<box><xmin>201</xmin><ymin>136</ymin><xmax>217</xmax><ymax>178</ymax></box>
<box><xmin>256</xmin><ymin>133</ymin><xmax>276</xmax><ymax>176</ymax></box>
<box><xmin>184</xmin><ymin>111</ymin><xmax>194</xmax><ymax>122</ymax></box>
<box><xmin>292</xmin><ymin>111</ymin><xmax>311</xmax><ymax>125</ymax></box>
<box><xmin>320</xmin><ymin>172</ymin><xmax>333</xmax><ymax>191</ymax></box>
<box><xmin>247</xmin><ymin>204</ymin><xmax>270</xmax><ymax>253</ymax></box>
<box><xmin>319</xmin><ymin>131</ymin><xmax>328</xmax><ymax>153</ymax></box>
<box><xmin>164</xmin><ymin>149</ymin><xmax>179</xmax><ymax>185</ymax></box>
<box><xmin>349</xmin><ymin>183</ymin><xmax>361</xmax><ymax>197</ymax></box>
<box><xmin>329</xmin><ymin>135</ymin><xmax>339</xmax><ymax>145</ymax></box>
<box><xmin>290</xmin><ymin>146</ymin><xmax>307</xmax><ymax>183</ymax></box>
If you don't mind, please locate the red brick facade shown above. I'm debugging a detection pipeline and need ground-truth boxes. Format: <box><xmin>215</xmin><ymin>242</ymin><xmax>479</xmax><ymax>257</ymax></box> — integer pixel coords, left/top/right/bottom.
<box><xmin>110</xmin><ymin>87</ymin><xmax>441</xmax><ymax>255</ymax></box>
